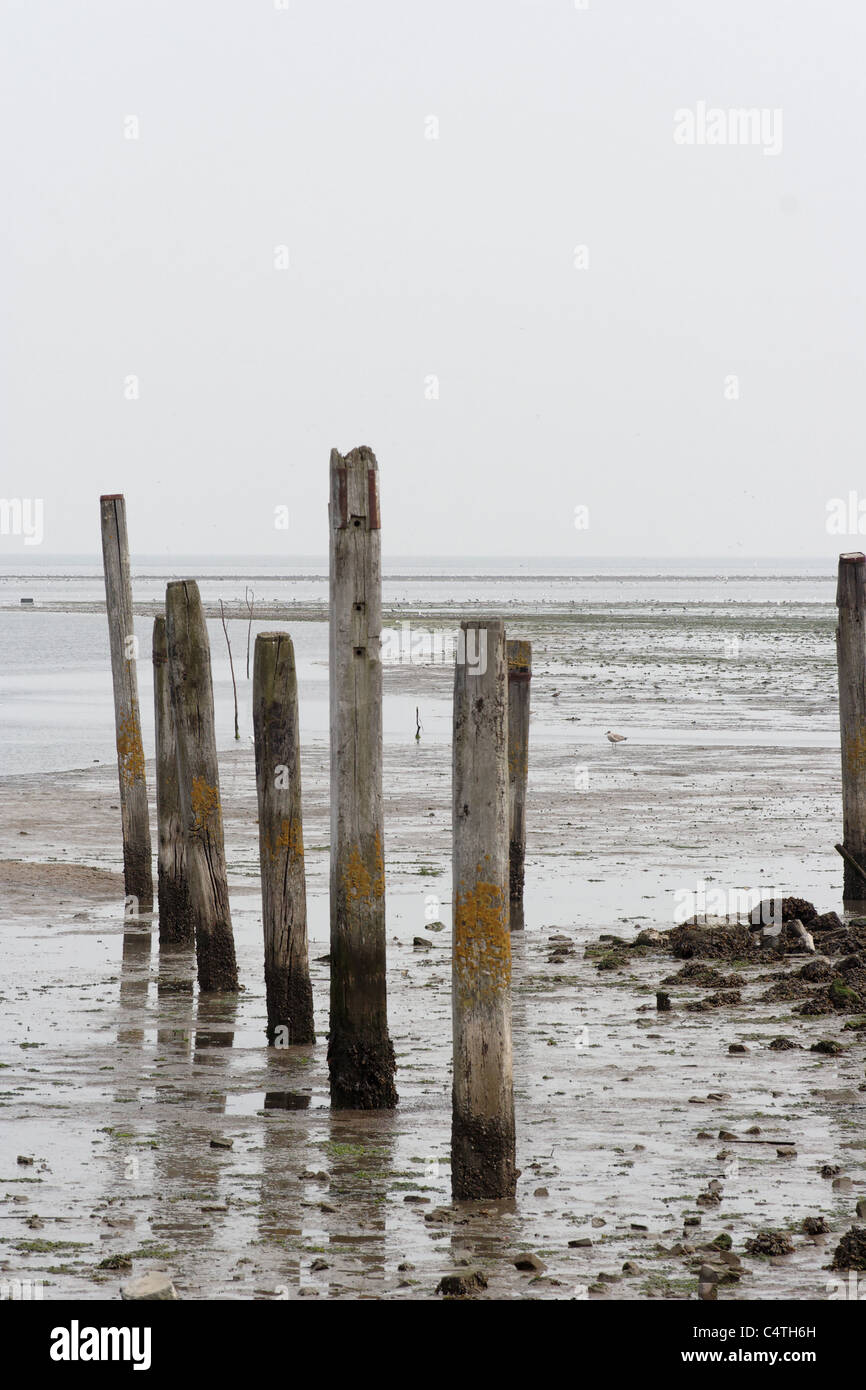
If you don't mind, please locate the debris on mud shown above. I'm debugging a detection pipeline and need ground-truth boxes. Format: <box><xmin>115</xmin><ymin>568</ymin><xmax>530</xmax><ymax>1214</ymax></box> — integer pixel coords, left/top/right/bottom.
<box><xmin>745</xmin><ymin>1230</ymin><xmax>795</xmax><ymax>1257</ymax></box>
<box><xmin>829</xmin><ymin>1227</ymin><xmax>866</xmax><ymax>1272</ymax></box>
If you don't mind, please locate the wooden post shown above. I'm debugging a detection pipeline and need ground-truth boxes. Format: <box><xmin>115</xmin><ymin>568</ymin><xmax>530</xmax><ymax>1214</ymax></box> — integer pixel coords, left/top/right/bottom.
<box><xmin>507</xmin><ymin>638</ymin><xmax>531</xmax><ymax>931</ymax></box>
<box><xmin>252</xmin><ymin>631</ymin><xmax>315</xmax><ymax>1045</ymax></box>
<box><xmin>328</xmin><ymin>446</ymin><xmax>397</xmax><ymax>1109</ymax></box>
<box><xmin>452</xmin><ymin>618</ymin><xmax>516</xmax><ymax>1200</ymax></box>
<box><xmin>152</xmin><ymin>616</ymin><xmax>193</xmax><ymax>947</ymax></box>
<box><xmin>99</xmin><ymin>494</ymin><xmax>153</xmax><ymax>912</ymax></box>
<box><xmin>836</xmin><ymin>552</ymin><xmax>866</xmax><ymax>902</ymax></box>
<box><xmin>165</xmin><ymin>580</ymin><xmax>239</xmax><ymax>991</ymax></box>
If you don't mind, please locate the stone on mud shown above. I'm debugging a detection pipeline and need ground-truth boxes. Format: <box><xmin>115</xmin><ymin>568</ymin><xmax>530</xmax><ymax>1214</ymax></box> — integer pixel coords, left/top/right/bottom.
<box><xmin>120</xmin><ymin>1271</ymin><xmax>179</xmax><ymax>1301</ymax></box>
<box><xmin>829</xmin><ymin>1227</ymin><xmax>866</xmax><ymax>1272</ymax></box>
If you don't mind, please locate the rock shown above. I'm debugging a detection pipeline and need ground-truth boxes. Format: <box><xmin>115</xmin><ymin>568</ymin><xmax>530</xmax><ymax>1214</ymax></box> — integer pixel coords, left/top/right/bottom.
<box><xmin>684</xmin><ymin>1216</ymin><xmax>701</xmax><ymax>1227</ymax></box>
<box><xmin>209</xmin><ymin>1137</ymin><xmax>233</xmax><ymax>1150</ymax></box>
<box><xmin>821</xmin><ymin>1165</ymin><xmax>841</xmax><ymax>1179</ymax></box>
<box><xmin>802</xmin><ymin>1216</ymin><xmax>829</xmax><ymax>1235</ymax></box>
<box><xmin>310</xmin><ymin>1258</ymin><xmax>329</xmax><ymax>1272</ymax></box>
<box><xmin>16</xmin><ymin>1156</ymin><xmax>33</xmax><ymax>1166</ymax></box>
<box><xmin>776</xmin><ymin>1147</ymin><xmax>797</xmax><ymax>1158</ymax></box>
<box><xmin>318</xmin><ymin>1201</ymin><xmax>338</xmax><ymax>1213</ymax></box>
<box><xmin>708</xmin><ymin>1233</ymin><xmax>732</xmax><ymax>1250</ymax></box>
<box><xmin>788</xmin><ymin>920</ymin><xmax>816</xmax><ymax>953</ymax></box>
<box><xmin>768</xmin><ymin>1036</ymin><xmax>801</xmax><ymax>1051</ymax></box>
<box><xmin>698</xmin><ymin>1281</ymin><xmax>717</xmax><ymax>1300</ymax></box>
<box><xmin>697</xmin><ymin>1192</ymin><xmax>721</xmax><ymax>1208</ymax></box>
<box><xmin>811</xmin><ymin>1039</ymin><xmax>843</xmax><ymax>1055</ymax></box>
<box><xmin>397</xmin><ymin>1261</ymin><xmax>415</xmax><ymax>1271</ymax></box>
<box><xmin>728</xmin><ymin>1043</ymin><xmax>748</xmax><ymax>1054</ymax></box>
<box><xmin>569</xmin><ymin>1238</ymin><xmax>592</xmax><ymax>1248</ymax></box>
<box><xmin>403</xmin><ymin>1194</ymin><xmax>429</xmax><ymax>1204</ymax></box>
<box><xmin>622</xmin><ymin>1261</ymin><xmax>642</xmax><ymax>1275</ymax></box>
<box><xmin>830</xmin><ymin>1227</ymin><xmax>866</xmax><ymax>1272</ymax></box>
<box><xmin>513</xmin><ymin>1252</ymin><xmax>546</xmax><ymax>1272</ymax></box>
<box><xmin>591</xmin><ymin>1217</ymin><xmax>606</xmax><ymax>1228</ymax></box>
<box><xmin>635</xmin><ymin>929</ymin><xmax>665</xmax><ymax>945</ymax></box>
<box><xmin>656</xmin><ymin>991</ymin><xmax>672</xmax><ymax>1012</ymax></box>
<box><xmin>425</xmin><ymin>1207</ymin><xmax>452</xmax><ymax>1224</ymax></box>
<box><xmin>120</xmin><ymin>1272</ymin><xmax>179</xmax><ymax>1301</ymax></box>
<box><xmin>856</xmin><ymin>1200</ymin><xmax>866</xmax><ymax>1220</ymax></box>
<box><xmin>597</xmin><ymin>1271</ymin><xmax>620</xmax><ymax>1284</ymax></box>
<box><xmin>810</xmin><ymin>912</ymin><xmax>843</xmax><ymax>932</ymax></box>
<box><xmin>413</xmin><ymin>937</ymin><xmax>431</xmax><ymax>949</ymax></box>
<box><xmin>698</xmin><ymin>1264</ymin><xmax>719</xmax><ymax>1283</ymax></box>
<box><xmin>427</xmin><ymin>921</ymin><xmax>447</xmax><ymax>932</ymax></box>
<box><xmin>436</xmin><ymin>1270</ymin><xmax>487</xmax><ymax>1296</ymax></box>
<box><xmin>744</xmin><ymin>1230</ymin><xmax>794</xmax><ymax>1257</ymax></box>
<box><xmin>534</xmin><ymin>1187</ymin><xmax>549</xmax><ymax>1198</ymax></box>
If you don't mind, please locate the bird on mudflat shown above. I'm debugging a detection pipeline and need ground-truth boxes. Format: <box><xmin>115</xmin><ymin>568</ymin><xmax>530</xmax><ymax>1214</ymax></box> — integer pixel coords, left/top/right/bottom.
<box><xmin>605</xmin><ymin>730</ymin><xmax>627</xmax><ymax>746</ymax></box>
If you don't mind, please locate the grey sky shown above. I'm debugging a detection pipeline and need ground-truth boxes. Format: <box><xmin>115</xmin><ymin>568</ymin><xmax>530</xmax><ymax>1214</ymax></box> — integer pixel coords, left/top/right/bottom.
<box><xmin>4</xmin><ymin>0</ymin><xmax>864</xmax><ymax>557</ymax></box>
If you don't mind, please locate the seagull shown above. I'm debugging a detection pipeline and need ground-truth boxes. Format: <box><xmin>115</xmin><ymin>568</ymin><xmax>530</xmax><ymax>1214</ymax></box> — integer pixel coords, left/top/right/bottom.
<box><xmin>605</xmin><ymin>730</ymin><xmax>627</xmax><ymax>746</ymax></box>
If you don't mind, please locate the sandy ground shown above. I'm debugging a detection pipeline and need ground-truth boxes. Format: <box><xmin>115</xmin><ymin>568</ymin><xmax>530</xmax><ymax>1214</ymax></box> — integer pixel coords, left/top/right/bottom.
<box><xmin>1</xmin><ymin>604</ymin><xmax>864</xmax><ymax>1300</ymax></box>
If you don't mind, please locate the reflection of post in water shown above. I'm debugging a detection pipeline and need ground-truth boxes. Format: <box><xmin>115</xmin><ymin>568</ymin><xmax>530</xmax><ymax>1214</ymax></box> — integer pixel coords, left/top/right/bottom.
<box><xmin>193</xmin><ymin>993</ymin><xmax>238</xmax><ymax>1119</ymax></box>
<box><xmin>256</xmin><ymin>1065</ymin><xmax>316</xmax><ymax>1297</ymax></box>
<box><xmin>318</xmin><ymin>1113</ymin><xmax>396</xmax><ymax>1297</ymax></box>
<box><xmin>117</xmin><ymin>919</ymin><xmax>152</xmax><ymax>1049</ymax></box>
<box><xmin>156</xmin><ymin>943</ymin><xmax>196</xmax><ymax>1059</ymax></box>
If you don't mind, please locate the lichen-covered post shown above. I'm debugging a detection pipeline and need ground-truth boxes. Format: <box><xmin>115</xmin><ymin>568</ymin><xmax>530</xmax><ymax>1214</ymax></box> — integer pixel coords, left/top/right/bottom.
<box><xmin>452</xmin><ymin>618</ymin><xmax>516</xmax><ymax>1199</ymax></box>
<box><xmin>165</xmin><ymin>580</ymin><xmax>239</xmax><ymax>991</ymax></box>
<box><xmin>99</xmin><ymin>494</ymin><xmax>152</xmax><ymax>913</ymax></box>
<box><xmin>152</xmin><ymin>615</ymin><xmax>193</xmax><ymax>946</ymax></box>
<box><xmin>253</xmin><ymin>631</ymin><xmax>315</xmax><ymax>1045</ymax></box>
<box><xmin>836</xmin><ymin>552</ymin><xmax>866</xmax><ymax>903</ymax></box>
<box><xmin>507</xmin><ymin>638</ymin><xmax>531</xmax><ymax>931</ymax></box>
<box><xmin>328</xmin><ymin>446</ymin><xmax>397</xmax><ymax>1109</ymax></box>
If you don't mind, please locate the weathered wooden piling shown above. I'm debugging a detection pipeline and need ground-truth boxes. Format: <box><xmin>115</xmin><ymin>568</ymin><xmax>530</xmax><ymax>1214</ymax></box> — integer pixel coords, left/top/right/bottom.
<box><xmin>99</xmin><ymin>494</ymin><xmax>153</xmax><ymax>912</ymax></box>
<box><xmin>835</xmin><ymin>552</ymin><xmax>866</xmax><ymax>901</ymax></box>
<box><xmin>328</xmin><ymin>446</ymin><xmax>397</xmax><ymax>1109</ymax></box>
<box><xmin>252</xmin><ymin>632</ymin><xmax>315</xmax><ymax>1045</ymax></box>
<box><xmin>452</xmin><ymin>618</ymin><xmax>516</xmax><ymax>1199</ymax></box>
<box><xmin>165</xmin><ymin>580</ymin><xmax>239</xmax><ymax>991</ymax></box>
<box><xmin>152</xmin><ymin>616</ymin><xmax>193</xmax><ymax>946</ymax></box>
<box><xmin>507</xmin><ymin>638</ymin><xmax>531</xmax><ymax>930</ymax></box>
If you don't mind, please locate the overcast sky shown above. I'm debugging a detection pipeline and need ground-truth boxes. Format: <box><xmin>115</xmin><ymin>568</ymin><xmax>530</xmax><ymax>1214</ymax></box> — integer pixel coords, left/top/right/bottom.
<box><xmin>3</xmin><ymin>0</ymin><xmax>864</xmax><ymax>557</ymax></box>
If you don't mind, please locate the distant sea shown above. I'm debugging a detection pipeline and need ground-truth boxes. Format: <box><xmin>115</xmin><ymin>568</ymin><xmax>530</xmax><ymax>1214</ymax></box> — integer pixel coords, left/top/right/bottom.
<box><xmin>0</xmin><ymin>556</ymin><xmax>839</xmax><ymax>778</ymax></box>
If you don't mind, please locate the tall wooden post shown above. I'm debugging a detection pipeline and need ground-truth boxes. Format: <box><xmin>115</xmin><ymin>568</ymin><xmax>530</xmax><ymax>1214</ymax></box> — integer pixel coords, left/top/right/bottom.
<box><xmin>152</xmin><ymin>616</ymin><xmax>193</xmax><ymax>946</ymax></box>
<box><xmin>99</xmin><ymin>494</ymin><xmax>152</xmax><ymax>912</ymax></box>
<box><xmin>328</xmin><ymin>446</ymin><xmax>397</xmax><ymax>1109</ymax></box>
<box><xmin>507</xmin><ymin>638</ymin><xmax>531</xmax><ymax>931</ymax></box>
<box><xmin>165</xmin><ymin>580</ymin><xmax>239</xmax><ymax>992</ymax></box>
<box><xmin>253</xmin><ymin>631</ymin><xmax>315</xmax><ymax>1045</ymax></box>
<box><xmin>452</xmin><ymin>618</ymin><xmax>516</xmax><ymax>1199</ymax></box>
<box><xmin>836</xmin><ymin>552</ymin><xmax>866</xmax><ymax>902</ymax></box>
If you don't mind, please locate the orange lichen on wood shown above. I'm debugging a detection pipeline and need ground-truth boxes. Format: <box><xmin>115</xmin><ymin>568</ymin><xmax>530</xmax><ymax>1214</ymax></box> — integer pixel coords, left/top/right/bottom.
<box><xmin>264</xmin><ymin>816</ymin><xmax>304</xmax><ymax>863</ymax></box>
<box><xmin>190</xmin><ymin>776</ymin><xmax>221</xmax><ymax>835</ymax></box>
<box><xmin>845</xmin><ymin>731</ymin><xmax>866</xmax><ymax>777</ymax></box>
<box><xmin>342</xmin><ymin>833</ymin><xmax>385</xmax><ymax>905</ymax></box>
<box><xmin>116</xmin><ymin>712</ymin><xmax>146</xmax><ymax>787</ymax></box>
<box><xmin>453</xmin><ymin>874</ymin><xmax>510</xmax><ymax>1000</ymax></box>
